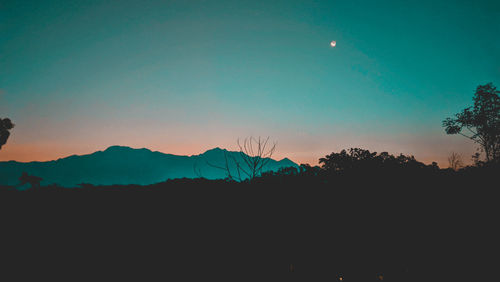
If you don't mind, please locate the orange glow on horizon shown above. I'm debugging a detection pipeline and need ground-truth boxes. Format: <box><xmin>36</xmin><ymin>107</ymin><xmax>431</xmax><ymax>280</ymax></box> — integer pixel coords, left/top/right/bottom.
<box><xmin>0</xmin><ymin>142</ymin><xmax>313</xmax><ymax>165</ymax></box>
<box><xmin>0</xmin><ymin>142</ymin><xmax>471</xmax><ymax>168</ymax></box>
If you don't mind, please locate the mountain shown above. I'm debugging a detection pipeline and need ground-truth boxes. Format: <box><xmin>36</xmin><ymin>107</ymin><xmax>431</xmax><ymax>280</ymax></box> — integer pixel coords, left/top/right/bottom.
<box><xmin>0</xmin><ymin>146</ymin><xmax>298</xmax><ymax>187</ymax></box>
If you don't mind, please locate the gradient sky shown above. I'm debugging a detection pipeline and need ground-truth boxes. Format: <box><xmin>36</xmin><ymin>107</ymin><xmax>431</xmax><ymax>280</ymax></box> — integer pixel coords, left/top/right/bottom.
<box><xmin>1</xmin><ymin>0</ymin><xmax>499</xmax><ymax>166</ymax></box>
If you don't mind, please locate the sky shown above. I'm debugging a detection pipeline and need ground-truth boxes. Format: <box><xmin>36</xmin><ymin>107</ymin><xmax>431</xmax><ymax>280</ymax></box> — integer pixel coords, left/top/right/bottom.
<box><xmin>1</xmin><ymin>0</ymin><xmax>499</xmax><ymax>166</ymax></box>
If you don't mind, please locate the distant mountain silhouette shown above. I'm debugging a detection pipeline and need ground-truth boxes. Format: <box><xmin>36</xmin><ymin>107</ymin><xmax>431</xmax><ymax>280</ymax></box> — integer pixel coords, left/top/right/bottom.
<box><xmin>0</xmin><ymin>146</ymin><xmax>298</xmax><ymax>187</ymax></box>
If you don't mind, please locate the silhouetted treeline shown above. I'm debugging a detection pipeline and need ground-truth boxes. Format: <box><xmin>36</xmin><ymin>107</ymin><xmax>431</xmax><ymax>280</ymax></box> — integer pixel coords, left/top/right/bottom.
<box><xmin>1</xmin><ymin>147</ymin><xmax>498</xmax><ymax>192</ymax></box>
<box><xmin>1</xmin><ymin>149</ymin><xmax>497</xmax><ymax>282</ymax></box>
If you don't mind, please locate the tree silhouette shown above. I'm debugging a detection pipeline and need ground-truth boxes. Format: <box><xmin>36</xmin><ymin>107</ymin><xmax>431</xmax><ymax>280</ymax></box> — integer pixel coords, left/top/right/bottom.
<box><xmin>206</xmin><ymin>136</ymin><xmax>277</xmax><ymax>181</ymax></box>
<box><xmin>0</xmin><ymin>118</ymin><xmax>14</xmax><ymax>150</ymax></box>
<box><xmin>443</xmin><ymin>83</ymin><xmax>500</xmax><ymax>163</ymax></box>
<box><xmin>206</xmin><ymin>149</ymin><xmax>239</xmax><ymax>181</ymax></box>
<box><xmin>319</xmin><ymin>148</ymin><xmax>377</xmax><ymax>172</ymax></box>
<box><xmin>319</xmin><ymin>148</ymin><xmax>427</xmax><ymax>173</ymax></box>
<box><xmin>236</xmin><ymin>136</ymin><xmax>276</xmax><ymax>180</ymax></box>
<box><xmin>447</xmin><ymin>152</ymin><xmax>463</xmax><ymax>171</ymax></box>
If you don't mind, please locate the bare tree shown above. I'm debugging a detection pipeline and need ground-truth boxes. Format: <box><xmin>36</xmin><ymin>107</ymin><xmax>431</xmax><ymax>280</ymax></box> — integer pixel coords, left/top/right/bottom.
<box><xmin>236</xmin><ymin>136</ymin><xmax>277</xmax><ymax>180</ymax></box>
<box><xmin>447</xmin><ymin>152</ymin><xmax>463</xmax><ymax>171</ymax></box>
<box><xmin>206</xmin><ymin>136</ymin><xmax>277</xmax><ymax>181</ymax></box>
<box><xmin>193</xmin><ymin>161</ymin><xmax>204</xmax><ymax>178</ymax></box>
<box><xmin>206</xmin><ymin>150</ymin><xmax>237</xmax><ymax>181</ymax></box>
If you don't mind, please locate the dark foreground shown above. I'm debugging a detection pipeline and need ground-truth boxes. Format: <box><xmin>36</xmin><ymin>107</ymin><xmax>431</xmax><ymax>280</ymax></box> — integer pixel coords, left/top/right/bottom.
<box><xmin>0</xmin><ymin>171</ymin><xmax>498</xmax><ymax>281</ymax></box>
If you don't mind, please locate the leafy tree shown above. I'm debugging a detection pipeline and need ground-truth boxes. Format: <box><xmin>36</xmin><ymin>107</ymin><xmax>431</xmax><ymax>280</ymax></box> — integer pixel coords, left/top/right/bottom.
<box><xmin>443</xmin><ymin>83</ymin><xmax>500</xmax><ymax>163</ymax></box>
<box><xmin>298</xmin><ymin>164</ymin><xmax>322</xmax><ymax>177</ymax></box>
<box><xmin>319</xmin><ymin>148</ymin><xmax>378</xmax><ymax>172</ymax></box>
<box><xmin>0</xmin><ymin>118</ymin><xmax>14</xmax><ymax>150</ymax></box>
<box><xmin>319</xmin><ymin>148</ymin><xmax>427</xmax><ymax>172</ymax></box>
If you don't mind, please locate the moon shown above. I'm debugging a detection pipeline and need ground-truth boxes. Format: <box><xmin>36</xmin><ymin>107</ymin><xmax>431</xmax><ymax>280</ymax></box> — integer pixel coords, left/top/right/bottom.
<box><xmin>330</xmin><ymin>40</ymin><xmax>336</xmax><ymax>47</ymax></box>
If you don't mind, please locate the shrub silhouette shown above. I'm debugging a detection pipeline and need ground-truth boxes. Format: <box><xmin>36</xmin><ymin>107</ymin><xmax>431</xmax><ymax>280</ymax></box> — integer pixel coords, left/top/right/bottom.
<box><xmin>19</xmin><ymin>172</ymin><xmax>43</xmax><ymax>189</ymax></box>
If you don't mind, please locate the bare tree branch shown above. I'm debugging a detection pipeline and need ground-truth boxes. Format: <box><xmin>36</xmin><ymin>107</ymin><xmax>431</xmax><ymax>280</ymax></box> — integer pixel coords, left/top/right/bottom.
<box><xmin>203</xmin><ymin>136</ymin><xmax>277</xmax><ymax>181</ymax></box>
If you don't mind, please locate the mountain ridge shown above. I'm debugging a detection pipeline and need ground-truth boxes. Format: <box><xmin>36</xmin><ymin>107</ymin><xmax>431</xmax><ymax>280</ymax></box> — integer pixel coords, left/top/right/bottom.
<box><xmin>0</xmin><ymin>146</ymin><xmax>298</xmax><ymax>187</ymax></box>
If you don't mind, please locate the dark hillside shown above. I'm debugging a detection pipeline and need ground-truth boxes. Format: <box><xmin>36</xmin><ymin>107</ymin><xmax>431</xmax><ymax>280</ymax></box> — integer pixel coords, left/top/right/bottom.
<box><xmin>1</xmin><ymin>166</ymin><xmax>497</xmax><ymax>281</ymax></box>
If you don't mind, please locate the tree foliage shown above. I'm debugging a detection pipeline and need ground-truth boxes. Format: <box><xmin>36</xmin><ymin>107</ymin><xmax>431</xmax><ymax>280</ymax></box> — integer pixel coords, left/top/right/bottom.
<box><xmin>319</xmin><ymin>148</ymin><xmax>427</xmax><ymax>172</ymax></box>
<box><xmin>443</xmin><ymin>83</ymin><xmax>500</xmax><ymax>163</ymax></box>
<box><xmin>0</xmin><ymin>118</ymin><xmax>15</xmax><ymax>150</ymax></box>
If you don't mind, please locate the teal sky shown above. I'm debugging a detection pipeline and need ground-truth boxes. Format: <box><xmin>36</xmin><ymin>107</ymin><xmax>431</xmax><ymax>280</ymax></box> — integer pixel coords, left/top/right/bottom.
<box><xmin>1</xmin><ymin>0</ymin><xmax>499</xmax><ymax>166</ymax></box>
